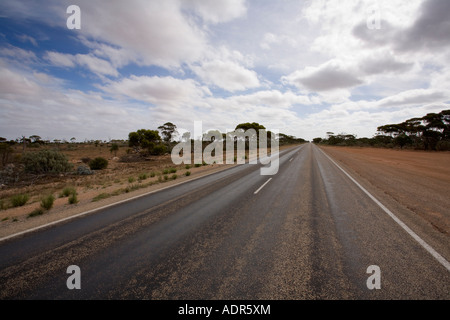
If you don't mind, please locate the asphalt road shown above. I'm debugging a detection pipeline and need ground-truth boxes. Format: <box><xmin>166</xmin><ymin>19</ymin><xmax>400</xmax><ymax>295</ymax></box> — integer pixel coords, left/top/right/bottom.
<box><xmin>0</xmin><ymin>143</ymin><xmax>448</xmax><ymax>299</ymax></box>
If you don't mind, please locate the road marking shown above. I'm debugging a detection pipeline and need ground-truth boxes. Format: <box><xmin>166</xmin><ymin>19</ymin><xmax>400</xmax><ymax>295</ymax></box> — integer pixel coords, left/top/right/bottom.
<box><xmin>319</xmin><ymin>147</ymin><xmax>450</xmax><ymax>272</ymax></box>
<box><xmin>254</xmin><ymin>178</ymin><xmax>272</xmax><ymax>194</ymax></box>
<box><xmin>289</xmin><ymin>157</ymin><xmax>293</xmax><ymax>162</ymax></box>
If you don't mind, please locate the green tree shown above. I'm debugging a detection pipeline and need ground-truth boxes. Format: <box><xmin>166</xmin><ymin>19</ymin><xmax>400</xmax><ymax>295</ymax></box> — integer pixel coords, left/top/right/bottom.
<box><xmin>29</xmin><ymin>135</ymin><xmax>42</xmax><ymax>144</ymax></box>
<box><xmin>110</xmin><ymin>143</ymin><xmax>119</xmax><ymax>157</ymax></box>
<box><xmin>313</xmin><ymin>137</ymin><xmax>323</xmax><ymax>144</ymax></box>
<box><xmin>394</xmin><ymin>133</ymin><xmax>412</xmax><ymax>149</ymax></box>
<box><xmin>158</xmin><ymin>122</ymin><xmax>178</xmax><ymax>143</ymax></box>
<box><xmin>235</xmin><ymin>122</ymin><xmax>266</xmax><ymax>134</ymax></box>
<box><xmin>128</xmin><ymin>129</ymin><xmax>165</xmax><ymax>155</ymax></box>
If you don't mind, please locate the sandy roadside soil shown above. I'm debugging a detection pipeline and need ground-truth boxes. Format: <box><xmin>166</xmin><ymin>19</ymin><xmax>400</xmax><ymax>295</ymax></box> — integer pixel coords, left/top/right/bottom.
<box><xmin>320</xmin><ymin>146</ymin><xmax>450</xmax><ymax>237</ymax></box>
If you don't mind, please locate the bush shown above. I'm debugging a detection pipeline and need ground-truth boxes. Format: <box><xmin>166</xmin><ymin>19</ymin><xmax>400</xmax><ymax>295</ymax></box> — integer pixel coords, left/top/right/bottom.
<box><xmin>151</xmin><ymin>144</ymin><xmax>167</xmax><ymax>155</ymax></box>
<box><xmin>92</xmin><ymin>193</ymin><xmax>111</xmax><ymax>202</ymax></box>
<box><xmin>169</xmin><ymin>168</ymin><xmax>177</xmax><ymax>173</ymax></box>
<box><xmin>22</xmin><ymin>149</ymin><xmax>73</xmax><ymax>174</ymax></box>
<box><xmin>77</xmin><ymin>165</ymin><xmax>94</xmax><ymax>175</ymax></box>
<box><xmin>185</xmin><ymin>171</ymin><xmax>191</xmax><ymax>176</ymax></box>
<box><xmin>60</xmin><ymin>187</ymin><xmax>76</xmax><ymax>198</ymax></box>
<box><xmin>28</xmin><ymin>208</ymin><xmax>44</xmax><ymax>218</ymax></box>
<box><xmin>11</xmin><ymin>194</ymin><xmax>29</xmax><ymax>207</ymax></box>
<box><xmin>68</xmin><ymin>192</ymin><xmax>78</xmax><ymax>204</ymax></box>
<box><xmin>40</xmin><ymin>194</ymin><xmax>55</xmax><ymax>210</ymax></box>
<box><xmin>171</xmin><ymin>174</ymin><xmax>177</xmax><ymax>180</ymax></box>
<box><xmin>89</xmin><ymin>157</ymin><xmax>108</xmax><ymax>170</ymax></box>
<box><xmin>436</xmin><ymin>140</ymin><xmax>450</xmax><ymax>151</ymax></box>
<box><xmin>138</xmin><ymin>173</ymin><xmax>148</xmax><ymax>181</ymax></box>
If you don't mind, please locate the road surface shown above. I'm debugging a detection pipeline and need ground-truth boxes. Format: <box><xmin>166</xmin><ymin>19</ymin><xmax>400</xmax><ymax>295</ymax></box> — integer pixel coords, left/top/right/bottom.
<box><xmin>0</xmin><ymin>143</ymin><xmax>448</xmax><ymax>299</ymax></box>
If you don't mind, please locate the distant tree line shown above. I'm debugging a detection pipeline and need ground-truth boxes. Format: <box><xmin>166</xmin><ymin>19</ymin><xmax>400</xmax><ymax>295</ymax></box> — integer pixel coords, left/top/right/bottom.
<box><xmin>313</xmin><ymin>109</ymin><xmax>450</xmax><ymax>151</ymax></box>
<box><xmin>0</xmin><ymin>121</ymin><xmax>307</xmax><ymax>169</ymax></box>
<box><xmin>128</xmin><ymin>122</ymin><xmax>307</xmax><ymax>156</ymax></box>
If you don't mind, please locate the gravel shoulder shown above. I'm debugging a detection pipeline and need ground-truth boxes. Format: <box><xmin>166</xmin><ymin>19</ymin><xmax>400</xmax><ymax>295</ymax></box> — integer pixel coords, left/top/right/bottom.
<box><xmin>320</xmin><ymin>146</ymin><xmax>450</xmax><ymax>239</ymax></box>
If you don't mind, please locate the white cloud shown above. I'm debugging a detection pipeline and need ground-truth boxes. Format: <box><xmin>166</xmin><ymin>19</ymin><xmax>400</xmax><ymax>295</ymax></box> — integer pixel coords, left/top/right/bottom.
<box><xmin>0</xmin><ymin>63</ymin><xmax>152</xmax><ymax>140</ymax></box>
<box><xmin>74</xmin><ymin>54</ymin><xmax>118</xmax><ymax>77</ymax></box>
<box><xmin>260</xmin><ymin>33</ymin><xmax>298</xmax><ymax>50</ymax></box>
<box><xmin>44</xmin><ymin>51</ymin><xmax>118</xmax><ymax>77</ymax></box>
<box><xmin>231</xmin><ymin>90</ymin><xmax>311</xmax><ymax>108</ymax></box>
<box><xmin>192</xmin><ymin>59</ymin><xmax>260</xmax><ymax>92</ymax></box>
<box><xmin>16</xmin><ymin>34</ymin><xmax>38</xmax><ymax>47</ymax></box>
<box><xmin>0</xmin><ymin>46</ymin><xmax>38</xmax><ymax>65</ymax></box>
<box><xmin>183</xmin><ymin>0</ymin><xmax>247</xmax><ymax>24</ymax></box>
<box><xmin>378</xmin><ymin>88</ymin><xmax>448</xmax><ymax>107</ymax></box>
<box><xmin>79</xmin><ymin>0</ymin><xmax>207</xmax><ymax>68</ymax></box>
<box><xmin>101</xmin><ymin>75</ymin><xmax>211</xmax><ymax>107</ymax></box>
<box><xmin>283</xmin><ymin>60</ymin><xmax>363</xmax><ymax>92</ymax></box>
<box><xmin>1</xmin><ymin>0</ymin><xmax>450</xmax><ymax>143</ymax></box>
<box><xmin>44</xmin><ymin>51</ymin><xmax>75</xmax><ymax>68</ymax></box>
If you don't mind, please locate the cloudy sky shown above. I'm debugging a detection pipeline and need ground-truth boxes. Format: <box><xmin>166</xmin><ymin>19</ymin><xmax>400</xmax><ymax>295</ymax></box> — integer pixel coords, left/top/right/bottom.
<box><xmin>0</xmin><ymin>0</ymin><xmax>449</xmax><ymax>142</ymax></box>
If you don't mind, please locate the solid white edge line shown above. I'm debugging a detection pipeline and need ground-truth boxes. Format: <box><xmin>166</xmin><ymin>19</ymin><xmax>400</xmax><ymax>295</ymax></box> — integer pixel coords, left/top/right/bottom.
<box><xmin>254</xmin><ymin>178</ymin><xmax>272</xmax><ymax>195</ymax></box>
<box><xmin>318</xmin><ymin>147</ymin><xmax>450</xmax><ymax>272</ymax></box>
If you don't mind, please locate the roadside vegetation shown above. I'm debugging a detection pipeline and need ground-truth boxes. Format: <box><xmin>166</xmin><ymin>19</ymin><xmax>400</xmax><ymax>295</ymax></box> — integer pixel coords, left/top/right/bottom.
<box><xmin>0</xmin><ymin>121</ymin><xmax>306</xmax><ymax>222</ymax></box>
<box><xmin>313</xmin><ymin>109</ymin><xmax>450</xmax><ymax>151</ymax></box>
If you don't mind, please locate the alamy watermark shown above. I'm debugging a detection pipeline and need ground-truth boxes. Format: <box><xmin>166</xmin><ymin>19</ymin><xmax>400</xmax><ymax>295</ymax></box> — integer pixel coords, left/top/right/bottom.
<box><xmin>366</xmin><ymin>2</ymin><xmax>381</xmax><ymax>30</ymax></box>
<box><xmin>366</xmin><ymin>265</ymin><xmax>381</xmax><ymax>290</ymax></box>
<box><xmin>66</xmin><ymin>5</ymin><xmax>81</xmax><ymax>30</ymax></box>
<box><xmin>66</xmin><ymin>265</ymin><xmax>81</xmax><ymax>289</ymax></box>
<box><xmin>170</xmin><ymin>121</ymin><xmax>279</xmax><ymax>176</ymax></box>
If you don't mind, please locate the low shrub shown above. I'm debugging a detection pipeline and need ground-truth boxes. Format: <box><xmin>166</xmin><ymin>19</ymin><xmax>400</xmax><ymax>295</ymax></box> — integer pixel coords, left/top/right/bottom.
<box><xmin>40</xmin><ymin>194</ymin><xmax>55</xmax><ymax>210</ymax></box>
<box><xmin>77</xmin><ymin>165</ymin><xmax>94</xmax><ymax>175</ymax></box>
<box><xmin>151</xmin><ymin>144</ymin><xmax>167</xmax><ymax>155</ymax></box>
<box><xmin>28</xmin><ymin>208</ymin><xmax>44</xmax><ymax>218</ymax></box>
<box><xmin>68</xmin><ymin>192</ymin><xmax>78</xmax><ymax>204</ymax></box>
<box><xmin>89</xmin><ymin>157</ymin><xmax>108</xmax><ymax>170</ymax></box>
<box><xmin>22</xmin><ymin>150</ymin><xmax>73</xmax><ymax>174</ymax></box>
<box><xmin>92</xmin><ymin>193</ymin><xmax>111</xmax><ymax>202</ymax></box>
<box><xmin>60</xmin><ymin>187</ymin><xmax>76</xmax><ymax>198</ymax></box>
<box><xmin>11</xmin><ymin>194</ymin><xmax>29</xmax><ymax>207</ymax></box>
